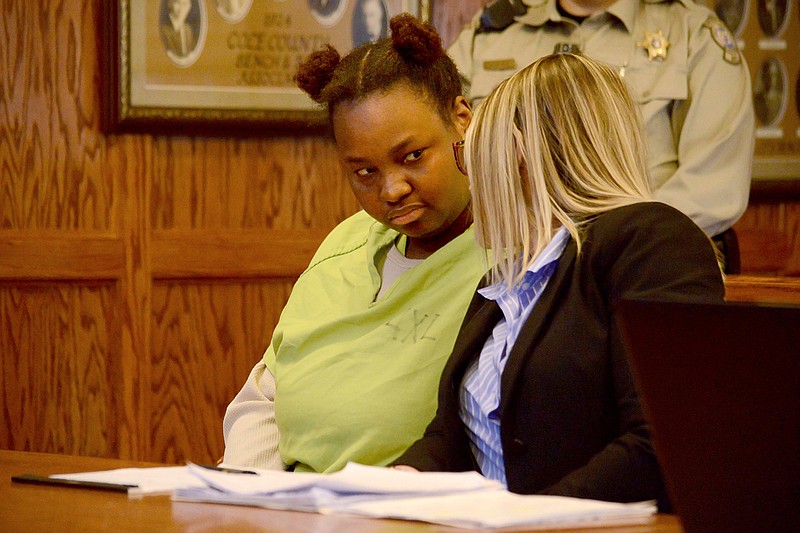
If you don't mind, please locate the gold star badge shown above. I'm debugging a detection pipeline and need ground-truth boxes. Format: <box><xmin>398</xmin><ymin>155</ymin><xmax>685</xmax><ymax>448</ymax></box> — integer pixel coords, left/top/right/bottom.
<box><xmin>637</xmin><ymin>30</ymin><xmax>670</xmax><ymax>61</ymax></box>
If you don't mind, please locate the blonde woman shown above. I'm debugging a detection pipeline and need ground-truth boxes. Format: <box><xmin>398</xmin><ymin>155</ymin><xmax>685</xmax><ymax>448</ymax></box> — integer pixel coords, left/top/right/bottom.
<box><xmin>396</xmin><ymin>54</ymin><xmax>724</xmax><ymax>510</ymax></box>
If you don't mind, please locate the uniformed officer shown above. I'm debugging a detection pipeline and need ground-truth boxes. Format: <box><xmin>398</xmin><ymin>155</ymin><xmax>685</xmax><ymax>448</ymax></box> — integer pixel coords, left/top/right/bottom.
<box><xmin>449</xmin><ymin>0</ymin><xmax>755</xmax><ymax>271</ymax></box>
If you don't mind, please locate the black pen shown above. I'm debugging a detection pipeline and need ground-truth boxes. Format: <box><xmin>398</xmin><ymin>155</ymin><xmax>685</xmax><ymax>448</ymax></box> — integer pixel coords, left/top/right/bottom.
<box><xmin>193</xmin><ymin>463</ymin><xmax>258</xmax><ymax>475</ymax></box>
<box><xmin>11</xmin><ymin>473</ymin><xmax>138</xmax><ymax>493</ymax></box>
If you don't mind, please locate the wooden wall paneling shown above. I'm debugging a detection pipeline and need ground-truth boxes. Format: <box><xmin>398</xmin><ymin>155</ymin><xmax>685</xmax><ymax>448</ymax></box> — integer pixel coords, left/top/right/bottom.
<box><xmin>734</xmin><ymin>202</ymin><xmax>790</xmax><ymax>274</ymax></box>
<box><xmin>150</xmin><ymin>136</ymin><xmax>358</xmax><ymax>232</ymax></box>
<box><xmin>784</xmin><ymin>201</ymin><xmax>800</xmax><ymax>275</ymax></box>
<box><xmin>149</xmin><ymin>280</ymin><xmax>293</xmax><ymax>464</ymax></box>
<box><xmin>151</xmin><ymin>137</ymin><xmax>239</xmax><ymax>230</ymax></box>
<box><xmin>109</xmin><ymin>133</ymin><xmax>153</xmax><ymax>460</ymax></box>
<box><xmin>151</xmin><ymin>229</ymin><xmax>325</xmax><ymax>279</ymax></box>
<box><xmin>0</xmin><ymin>0</ymin><xmax>111</xmax><ymax>231</ymax></box>
<box><xmin>272</xmin><ymin>137</ymin><xmax>362</xmax><ymax>230</ymax></box>
<box><xmin>0</xmin><ymin>0</ymin><xmax>131</xmax><ymax>460</ymax></box>
<box><xmin>0</xmin><ymin>231</ymin><xmax>123</xmax><ymax>279</ymax></box>
<box><xmin>0</xmin><ymin>282</ymin><xmax>119</xmax><ymax>457</ymax></box>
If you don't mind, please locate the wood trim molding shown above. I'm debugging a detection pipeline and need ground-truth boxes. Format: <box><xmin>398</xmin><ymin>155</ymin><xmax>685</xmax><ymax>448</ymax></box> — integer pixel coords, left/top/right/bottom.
<box><xmin>725</xmin><ymin>275</ymin><xmax>800</xmax><ymax>304</ymax></box>
<box><xmin>150</xmin><ymin>229</ymin><xmax>327</xmax><ymax>279</ymax></box>
<box><xmin>0</xmin><ymin>231</ymin><xmax>125</xmax><ymax>280</ymax></box>
<box><xmin>750</xmin><ymin>180</ymin><xmax>800</xmax><ymax>202</ymax></box>
<box><xmin>0</xmin><ymin>229</ymin><xmax>328</xmax><ymax>282</ymax></box>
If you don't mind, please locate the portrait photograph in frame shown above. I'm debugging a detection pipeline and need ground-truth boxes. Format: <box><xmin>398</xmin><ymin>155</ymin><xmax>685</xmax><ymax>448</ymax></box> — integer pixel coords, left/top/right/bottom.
<box><xmin>753</xmin><ymin>56</ymin><xmax>788</xmax><ymax>128</ymax></box>
<box><xmin>756</xmin><ymin>0</ymin><xmax>788</xmax><ymax>38</ymax></box>
<box><xmin>733</xmin><ymin>0</ymin><xmax>800</xmax><ymax>189</ymax></box>
<box><xmin>714</xmin><ymin>0</ymin><xmax>748</xmax><ymax>36</ymax></box>
<box><xmin>103</xmin><ymin>0</ymin><xmax>431</xmax><ymax>134</ymax></box>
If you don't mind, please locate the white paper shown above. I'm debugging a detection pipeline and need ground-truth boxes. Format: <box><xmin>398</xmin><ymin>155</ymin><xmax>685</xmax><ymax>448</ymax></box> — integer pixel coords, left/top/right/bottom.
<box><xmin>52</xmin><ymin>462</ymin><xmax>657</xmax><ymax>529</ymax></box>
<box><xmin>340</xmin><ymin>491</ymin><xmax>657</xmax><ymax>529</ymax></box>
<box><xmin>188</xmin><ymin>462</ymin><xmax>499</xmax><ymax>497</ymax></box>
<box><xmin>172</xmin><ymin>462</ymin><xmax>657</xmax><ymax>529</ymax></box>
<box><xmin>177</xmin><ymin>462</ymin><xmax>503</xmax><ymax>512</ymax></box>
<box><xmin>52</xmin><ymin>466</ymin><xmax>206</xmax><ymax>496</ymax></box>
<box><xmin>186</xmin><ymin>464</ymin><xmax>321</xmax><ymax>496</ymax></box>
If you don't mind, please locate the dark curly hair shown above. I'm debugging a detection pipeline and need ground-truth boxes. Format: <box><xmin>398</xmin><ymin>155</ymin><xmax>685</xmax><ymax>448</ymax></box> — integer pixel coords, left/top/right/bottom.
<box><xmin>294</xmin><ymin>13</ymin><xmax>463</xmax><ymax>130</ymax></box>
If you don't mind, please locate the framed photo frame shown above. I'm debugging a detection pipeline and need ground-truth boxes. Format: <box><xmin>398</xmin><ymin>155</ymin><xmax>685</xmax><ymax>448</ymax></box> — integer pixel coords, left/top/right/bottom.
<box><xmin>699</xmin><ymin>0</ymin><xmax>800</xmax><ymax>189</ymax></box>
<box><xmin>730</xmin><ymin>0</ymin><xmax>800</xmax><ymax>189</ymax></box>
<box><xmin>103</xmin><ymin>0</ymin><xmax>431</xmax><ymax>135</ymax></box>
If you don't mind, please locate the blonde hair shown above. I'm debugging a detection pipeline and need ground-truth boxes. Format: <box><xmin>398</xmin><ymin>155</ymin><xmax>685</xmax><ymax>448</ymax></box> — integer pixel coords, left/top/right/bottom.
<box><xmin>466</xmin><ymin>53</ymin><xmax>653</xmax><ymax>287</ymax></box>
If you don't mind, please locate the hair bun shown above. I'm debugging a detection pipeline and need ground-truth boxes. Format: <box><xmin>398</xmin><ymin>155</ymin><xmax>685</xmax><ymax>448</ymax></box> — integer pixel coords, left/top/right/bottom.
<box><xmin>294</xmin><ymin>44</ymin><xmax>341</xmax><ymax>102</ymax></box>
<box><xmin>390</xmin><ymin>13</ymin><xmax>444</xmax><ymax>65</ymax></box>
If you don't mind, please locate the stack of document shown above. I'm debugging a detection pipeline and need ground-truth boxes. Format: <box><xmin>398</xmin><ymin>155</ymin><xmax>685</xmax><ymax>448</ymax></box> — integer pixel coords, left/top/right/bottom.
<box><xmin>50</xmin><ymin>462</ymin><xmax>656</xmax><ymax>528</ymax></box>
<box><xmin>172</xmin><ymin>462</ymin><xmax>657</xmax><ymax>529</ymax></box>
<box><xmin>51</xmin><ymin>466</ymin><xmax>206</xmax><ymax>496</ymax></box>
<box><xmin>175</xmin><ymin>462</ymin><xmax>498</xmax><ymax>512</ymax></box>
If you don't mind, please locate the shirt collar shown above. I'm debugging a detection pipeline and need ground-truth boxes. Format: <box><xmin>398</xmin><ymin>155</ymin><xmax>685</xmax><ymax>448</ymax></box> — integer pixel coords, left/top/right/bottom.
<box><xmin>518</xmin><ymin>0</ymin><xmax>639</xmax><ymax>34</ymax></box>
<box><xmin>479</xmin><ymin>226</ymin><xmax>570</xmax><ymax>303</ymax></box>
<box><xmin>606</xmin><ymin>0</ymin><xmax>638</xmax><ymax>33</ymax></box>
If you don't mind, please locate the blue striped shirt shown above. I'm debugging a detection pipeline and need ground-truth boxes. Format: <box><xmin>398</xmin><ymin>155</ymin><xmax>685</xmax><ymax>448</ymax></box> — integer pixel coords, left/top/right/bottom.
<box><xmin>459</xmin><ymin>227</ymin><xmax>569</xmax><ymax>485</ymax></box>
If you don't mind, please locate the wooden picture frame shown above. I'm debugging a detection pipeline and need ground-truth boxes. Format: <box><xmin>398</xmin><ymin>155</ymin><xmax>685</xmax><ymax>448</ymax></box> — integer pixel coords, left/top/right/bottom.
<box><xmin>103</xmin><ymin>0</ymin><xmax>431</xmax><ymax>135</ymax></box>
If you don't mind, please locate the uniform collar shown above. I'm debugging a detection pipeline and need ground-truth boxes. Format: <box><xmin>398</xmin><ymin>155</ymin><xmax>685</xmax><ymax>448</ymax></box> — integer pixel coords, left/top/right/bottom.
<box><xmin>516</xmin><ymin>0</ymin><xmax>560</xmax><ymax>26</ymax></box>
<box><xmin>517</xmin><ymin>0</ymin><xmax>647</xmax><ymax>34</ymax></box>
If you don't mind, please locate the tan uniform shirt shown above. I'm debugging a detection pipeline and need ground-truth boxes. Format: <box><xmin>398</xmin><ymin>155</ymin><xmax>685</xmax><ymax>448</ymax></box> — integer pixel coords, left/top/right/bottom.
<box><xmin>449</xmin><ymin>0</ymin><xmax>755</xmax><ymax>236</ymax></box>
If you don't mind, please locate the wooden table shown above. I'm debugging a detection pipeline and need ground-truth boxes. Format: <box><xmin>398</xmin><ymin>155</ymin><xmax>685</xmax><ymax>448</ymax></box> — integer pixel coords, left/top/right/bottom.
<box><xmin>0</xmin><ymin>450</ymin><xmax>684</xmax><ymax>532</ymax></box>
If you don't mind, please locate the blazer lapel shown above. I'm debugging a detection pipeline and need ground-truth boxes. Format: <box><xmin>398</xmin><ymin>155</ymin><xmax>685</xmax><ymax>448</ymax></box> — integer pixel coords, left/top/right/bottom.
<box><xmin>444</xmin><ymin>292</ymin><xmax>504</xmax><ymax>396</ymax></box>
<box><xmin>498</xmin><ymin>240</ymin><xmax>578</xmax><ymax>415</ymax></box>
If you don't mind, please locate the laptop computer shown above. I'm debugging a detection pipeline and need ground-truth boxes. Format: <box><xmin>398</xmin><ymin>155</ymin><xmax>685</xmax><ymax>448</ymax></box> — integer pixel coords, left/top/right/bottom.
<box><xmin>615</xmin><ymin>298</ymin><xmax>800</xmax><ymax>533</ymax></box>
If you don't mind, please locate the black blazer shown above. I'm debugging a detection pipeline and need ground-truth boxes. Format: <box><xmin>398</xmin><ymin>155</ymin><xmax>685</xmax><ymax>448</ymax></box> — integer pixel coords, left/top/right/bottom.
<box><xmin>397</xmin><ymin>202</ymin><xmax>725</xmax><ymax>508</ymax></box>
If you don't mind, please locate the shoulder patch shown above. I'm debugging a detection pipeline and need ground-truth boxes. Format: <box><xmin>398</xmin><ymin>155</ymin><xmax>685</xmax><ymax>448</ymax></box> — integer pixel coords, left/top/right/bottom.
<box><xmin>704</xmin><ymin>18</ymin><xmax>741</xmax><ymax>65</ymax></box>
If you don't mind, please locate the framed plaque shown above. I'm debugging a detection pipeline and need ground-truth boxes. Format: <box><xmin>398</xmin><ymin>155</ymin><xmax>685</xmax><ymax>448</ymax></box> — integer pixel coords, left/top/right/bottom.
<box><xmin>746</xmin><ymin>0</ymin><xmax>800</xmax><ymax>185</ymax></box>
<box><xmin>703</xmin><ymin>0</ymin><xmax>800</xmax><ymax>185</ymax></box>
<box><xmin>103</xmin><ymin>0</ymin><xmax>430</xmax><ymax>134</ymax></box>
